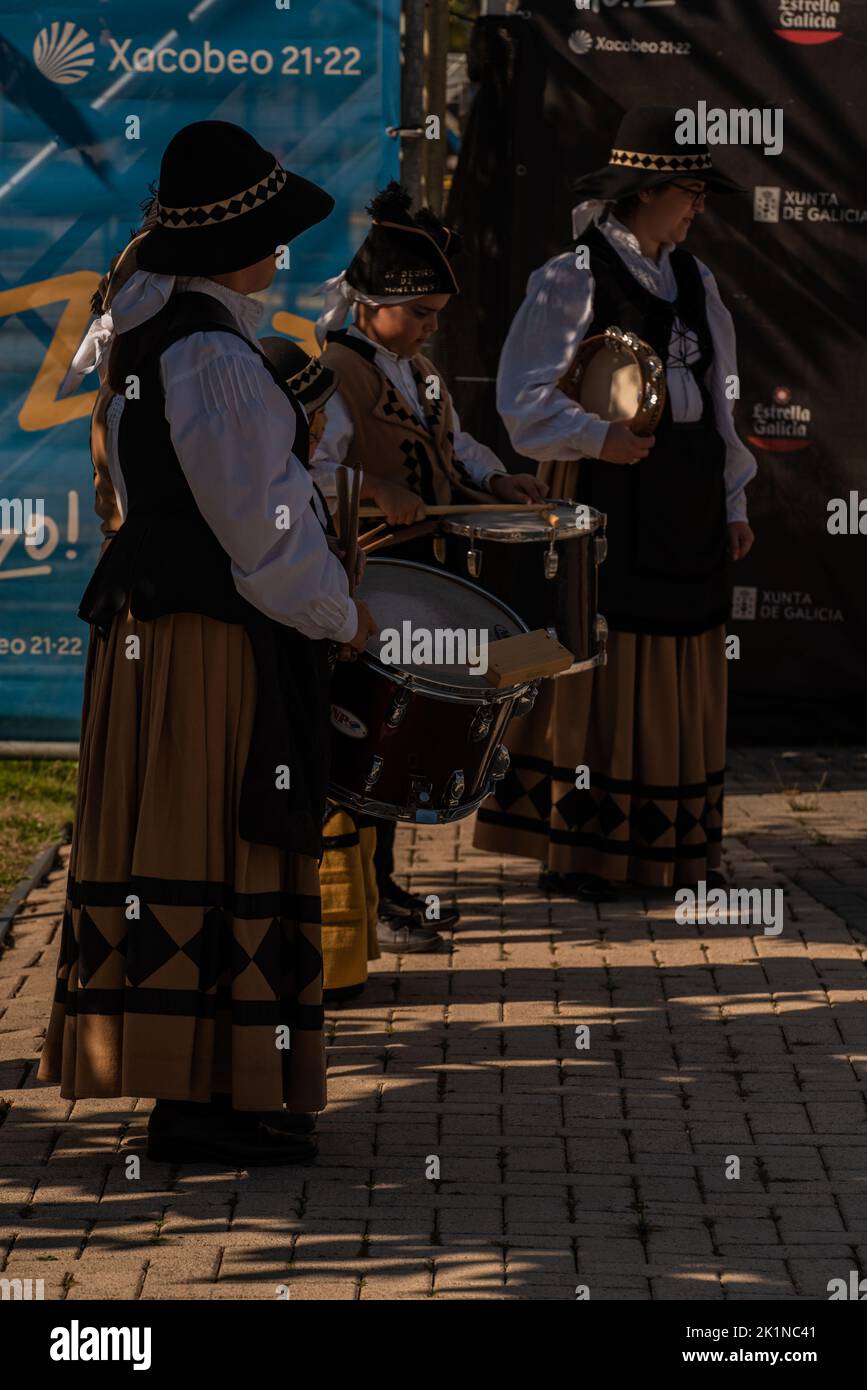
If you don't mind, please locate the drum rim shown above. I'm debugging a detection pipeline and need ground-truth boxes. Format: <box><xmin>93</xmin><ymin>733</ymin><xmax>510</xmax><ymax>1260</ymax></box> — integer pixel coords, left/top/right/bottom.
<box><xmin>359</xmin><ymin>556</ymin><xmax>533</xmax><ymax>698</ymax></box>
<box><xmin>327</xmin><ymin>782</ymin><xmax>495</xmax><ymax>824</ymax></box>
<box><xmin>440</xmin><ymin>500</ymin><xmax>605</xmax><ymax>542</ymax></box>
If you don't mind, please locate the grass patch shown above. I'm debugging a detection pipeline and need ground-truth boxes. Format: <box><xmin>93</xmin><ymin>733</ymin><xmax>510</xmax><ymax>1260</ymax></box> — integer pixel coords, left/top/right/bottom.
<box><xmin>0</xmin><ymin>760</ymin><xmax>77</xmax><ymax>904</ymax></box>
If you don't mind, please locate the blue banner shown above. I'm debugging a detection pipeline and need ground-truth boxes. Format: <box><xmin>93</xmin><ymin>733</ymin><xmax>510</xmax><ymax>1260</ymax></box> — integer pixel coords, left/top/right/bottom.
<box><xmin>0</xmin><ymin>0</ymin><xmax>400</xmax><ymax>738</ymax></box>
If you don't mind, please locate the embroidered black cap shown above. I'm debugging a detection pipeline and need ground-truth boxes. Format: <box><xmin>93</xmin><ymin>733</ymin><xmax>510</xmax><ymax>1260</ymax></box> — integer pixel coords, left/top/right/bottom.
<box><xmin>345</xmin><ymin>182</ymin><xmax>462</xmax><ymax>298</ymax></box>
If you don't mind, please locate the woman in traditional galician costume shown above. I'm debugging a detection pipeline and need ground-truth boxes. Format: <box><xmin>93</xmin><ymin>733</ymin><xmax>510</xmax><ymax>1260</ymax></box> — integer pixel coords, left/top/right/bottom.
<box><xmin>313</xmin><ymin>183</ymin><xmax>546</xmax><ymax>951</ymax></box>
<box><xmin>38</xmin><ymin>121</ymin><xmax>376</xmax><ymax>1165</ymax></box>
<box><xmin>475</xmin><ymin>107</ymin><xmax>756</xmax><ymax>902</ymax></box>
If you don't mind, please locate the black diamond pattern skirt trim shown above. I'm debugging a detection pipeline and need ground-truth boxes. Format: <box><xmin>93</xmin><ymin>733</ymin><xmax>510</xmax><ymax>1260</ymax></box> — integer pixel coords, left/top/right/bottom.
<box><xmin>37</xmin><ymin>610</ymin><xmax>326</xmax><ymax>1111</ymax></box>
<box><xmin>475</xmin><ymin>626</ymin><xmax>726</xmax><ymax>887</ymax></box>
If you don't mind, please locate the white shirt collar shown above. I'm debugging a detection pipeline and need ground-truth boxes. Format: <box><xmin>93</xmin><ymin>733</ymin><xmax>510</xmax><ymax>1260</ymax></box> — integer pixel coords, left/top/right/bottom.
<box><xmin>347</xmin><ymin>321</ymin><xmax>407</xmax><ymax>365</ymax></box>
<box><xmin>177</xmin><ymin>276</ymin><xmax>265</xmax><ymax>339</ymax></box>
<box><xmin>601</xmin><ymin>214</ymin><xmax>674</xmax><ymax>266</ymax></box>
<box><xmin>600</xmin><ymin>215</ymin><xmax>676</xmax><ymax>298</ymax></box>
<box><xmin>108</xmin><ymin>269</ymin><xmax>265</xmax><ymax>340</ymax></box>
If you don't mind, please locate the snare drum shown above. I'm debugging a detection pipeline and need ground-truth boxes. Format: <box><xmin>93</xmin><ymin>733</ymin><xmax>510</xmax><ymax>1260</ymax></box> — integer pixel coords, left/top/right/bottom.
<box><xmin>438</xmin><ymin>502</ymin><xmax>608</xmax><ymax>676</ymax></box>
<box><xmin>328</xmin><ymin>558</ymin><xmax>538</xmax><ymax>823</ymax></box>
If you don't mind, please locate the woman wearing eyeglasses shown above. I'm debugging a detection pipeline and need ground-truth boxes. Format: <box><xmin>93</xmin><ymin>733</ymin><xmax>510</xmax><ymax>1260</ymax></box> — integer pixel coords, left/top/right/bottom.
<box><xmin>476</xmin><ymin>106</ymin><xmax>757</xmax><ymax>902</ymax></box>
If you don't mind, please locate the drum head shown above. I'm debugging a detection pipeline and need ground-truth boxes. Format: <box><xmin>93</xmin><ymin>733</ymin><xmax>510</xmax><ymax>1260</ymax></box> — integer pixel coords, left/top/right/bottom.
<box><xmin>579</xmin><ymin>344</ymin><xmax>643</xmax><ymax>423</ymax></box>
<box><xmin>358</xmin><ymin>558</ymin><xmax>525</xmax><ymax>687</ymax></box>
<box><xmin>441</xmin><ymin>502</ymin><xmax>601</xmax><ymax>541</ymax></box>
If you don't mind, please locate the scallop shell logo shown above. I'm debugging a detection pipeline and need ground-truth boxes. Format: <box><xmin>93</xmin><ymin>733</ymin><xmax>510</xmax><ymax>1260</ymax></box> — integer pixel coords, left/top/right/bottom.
<box><xmin>33</xmin><ymin>22</ymin><xmax>95</xmax><ymax>85</ymax></box>
<box><xmin>568</xmin><ymin>30</ymin><xmax>594</xmax><ymax>57</ymax></box>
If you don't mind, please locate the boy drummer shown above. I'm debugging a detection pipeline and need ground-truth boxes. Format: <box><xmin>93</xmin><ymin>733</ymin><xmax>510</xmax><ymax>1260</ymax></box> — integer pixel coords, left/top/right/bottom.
<box><xmin>313</xmin><ymin>183</ymin><xmax>546</xmax><ymax>950</ymax></box>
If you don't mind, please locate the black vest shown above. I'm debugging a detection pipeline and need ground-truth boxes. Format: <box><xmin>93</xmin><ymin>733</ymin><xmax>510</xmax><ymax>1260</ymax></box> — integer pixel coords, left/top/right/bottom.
<box><xmin>576</xmin><ymin>225</ymin><xmax>729</xmax><ymax>636</ymax></box>
<box><xmin>79</xmin><ymin>291</ymin><xmax>332</xmax><ymax>859</ymax></box>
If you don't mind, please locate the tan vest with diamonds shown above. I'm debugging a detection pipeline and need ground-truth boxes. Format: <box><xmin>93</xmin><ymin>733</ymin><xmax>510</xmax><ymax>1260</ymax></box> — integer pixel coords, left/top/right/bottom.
<box><xmin>321</xmin><ymin>334</ymin><xmax>488</xmax><ymax>505</ymax></box>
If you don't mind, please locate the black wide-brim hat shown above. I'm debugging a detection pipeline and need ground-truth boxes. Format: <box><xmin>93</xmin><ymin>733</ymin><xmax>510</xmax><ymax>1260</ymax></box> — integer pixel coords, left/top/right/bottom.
<box><xmin>572</xmin><ymin>105</ymin><xmax>746</xmax><ymax>202</ymax></box>
<box><xmin>260</xmin><ymin>336</ymin><xmax>338</xmax><ymax>415</ymax></box>
<box><xmin>136</xmin><ymin>121</ymin><xmax>334</xmax><ymax>276</ymax></box>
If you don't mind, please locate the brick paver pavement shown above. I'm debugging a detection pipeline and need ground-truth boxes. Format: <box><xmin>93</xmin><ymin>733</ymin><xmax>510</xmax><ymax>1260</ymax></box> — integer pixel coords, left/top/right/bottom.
<box><xmin>2</xmin><ymin>747</ymin><xmax>866</xmax><ymax>1301</ymax></box>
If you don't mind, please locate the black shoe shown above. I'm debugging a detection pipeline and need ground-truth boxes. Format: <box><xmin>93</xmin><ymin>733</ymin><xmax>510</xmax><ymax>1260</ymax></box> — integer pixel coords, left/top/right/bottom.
<box><xmin>378</xmin><ymin>876</ymin><xmax>460</xmax><ymax>930</ymax></box>
<box><xmin>376</xmin><ymin>916</ymin><xmax>443</xmax><ymax>953</ymax></box>
<box><xmin>259</xmin><ymin>1110</ymin><xmax>317</xmax><ymax>1136</ymax></box>
<box><xmin>538</xmin><ymin>868</ymin><xmax>618</xmax><ymax>903</ymax></box>
<box><xmin>147</xmin><ymin>1101</ymin><xmax>317</xmax><ymax>1166</ymax></box>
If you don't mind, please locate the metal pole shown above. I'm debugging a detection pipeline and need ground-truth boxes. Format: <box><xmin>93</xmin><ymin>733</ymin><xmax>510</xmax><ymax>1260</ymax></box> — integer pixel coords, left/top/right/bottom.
<box><xmin>401</xmin><ymin>0</ymin><xmax>427</xmax><ymax>204</ymax></box>
<box><xmin>424</xmin><ymin>0</ymin><xmax>449</xmax><ymax>216</ymax></box>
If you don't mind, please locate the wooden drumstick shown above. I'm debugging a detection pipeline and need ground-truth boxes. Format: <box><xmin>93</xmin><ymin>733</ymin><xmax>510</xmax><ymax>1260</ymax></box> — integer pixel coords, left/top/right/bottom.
<box><xmin>334</xmin><ymin>466</ymin><xmax>357</xmax><ymax>660</ymax></box>
<box><xmin>361</xmin><ymin>518</ymin><xmax>440</xmax><ymax>553</ymax></box>
<box><xmin>345</xmin><ymin>465</ymin><xmax>362</xmax><ymax>597</ymax></box>
<box><xmin>357</xmin><ymin>501</ymin><xmax>562</xmax><ymax>520</ymax></box>
<box><xmin>358</xmin><ymin>522</ymin><xmax>388</xmax><ymax>547</ymax></box>
<box><xmin>360</xmin><ymin>532</ymin><xmax>396</xmax><ymax>555</ymax></box>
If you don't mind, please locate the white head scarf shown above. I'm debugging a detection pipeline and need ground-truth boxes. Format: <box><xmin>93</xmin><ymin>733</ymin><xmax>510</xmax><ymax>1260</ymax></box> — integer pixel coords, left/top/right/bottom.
<box><xmin>314</xmin><ymin>270</ymin><xmax>419</xmax><ymax>347</ymax></box>
<box><xmin>58</xmin><ymin>269</ymin><xmax>176</xmax><ymax>398</ymax></box>
<box><xmin>571</xmin><ymin>199</ymin><xmax>610</xmax><ymax>240</ymax></box>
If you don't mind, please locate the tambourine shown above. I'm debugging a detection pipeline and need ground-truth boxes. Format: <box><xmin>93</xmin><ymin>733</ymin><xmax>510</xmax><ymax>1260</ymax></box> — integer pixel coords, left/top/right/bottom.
<box><xmin>558</xmin><ymin>325</ymin><xmax>666</xmax><ymax>437</ymax></box>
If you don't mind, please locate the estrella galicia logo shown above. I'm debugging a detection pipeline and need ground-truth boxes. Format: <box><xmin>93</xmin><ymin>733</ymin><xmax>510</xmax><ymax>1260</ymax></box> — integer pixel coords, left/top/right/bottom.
<box><xmin>33</xmin><ymin>22</ymin><xmax>95</xmax><ymax>84</ymax></box>
<box><xmin>747</xmin><ymin>385</ymin><xmax>812</xmax><ymax>452</ymax></box>
<box><xmin>775</xmin><ymin>0</ymin><xmax>843</xmax><ymax>44</ymax></box>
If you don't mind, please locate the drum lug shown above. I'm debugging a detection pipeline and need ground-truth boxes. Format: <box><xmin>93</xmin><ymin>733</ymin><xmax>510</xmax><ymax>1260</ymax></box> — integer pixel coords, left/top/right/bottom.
<box><xmin>467</xmin><ymin>546</ymin><xmax>482</xmax><ymax>579</ymax></box>
<box><xmin>514</xmin><ymin>681</ymin><xmax>539</xmax><ymax>719</ymax></box>
<box><xmin>490</xmin><ymin>745</ymin><xmax>510</xmax><ymax>782</ymax></box>
<box><xmin>385</xmin><ymin>689</ymin><xmax>410</xmax><ymax>727</ymax></box>
<box><xmin>594</xmin><ymin>614</ymin><xmax>609</xmax><ymax>650</ymax></box>
<box><xmin>469</xmin><ymin>704</ymin><xmax>494</xmax><ymax>742</ymax></box>
<box><xmin>433</xmin><ymin>536</ymin><xmax>446</xmax><ymax>564</ymax></box>
<box><xmin>363</xmin><ymin>755</ymin><xmax>384</xmax><ymax>792</ymax></box>
<box><xmin>409</xmin><ymin>776</ymin><xmax>435</xmax><ymax>821</ymax></box>
<box><xmin>444</xmin><ymin>769</ymin><xmax>466</xmax><ymax>808</ymax></box>
<box><xmin>595</xmin><ymin>534</ymin><xmax>608</xmax><ymax>566</ymax></box>
<box><xmin>544</xmin><ymin>545</ymin><xmax>559</xmax><ymax>580</ymax></box>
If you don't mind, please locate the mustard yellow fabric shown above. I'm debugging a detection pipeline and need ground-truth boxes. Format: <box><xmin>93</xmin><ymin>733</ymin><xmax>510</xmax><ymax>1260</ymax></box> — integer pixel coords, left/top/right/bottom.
<box><xmin>320</xmin><ymin>808</ymin><xmax>380</xmax><ymax>992</ymax></box>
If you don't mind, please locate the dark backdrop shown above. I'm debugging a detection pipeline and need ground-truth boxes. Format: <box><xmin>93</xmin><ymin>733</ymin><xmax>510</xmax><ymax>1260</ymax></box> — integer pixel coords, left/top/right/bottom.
<box><xmin>440</xmin><ymin>0</ymin><xmax>866</xmax><ymax>743</ymax></box>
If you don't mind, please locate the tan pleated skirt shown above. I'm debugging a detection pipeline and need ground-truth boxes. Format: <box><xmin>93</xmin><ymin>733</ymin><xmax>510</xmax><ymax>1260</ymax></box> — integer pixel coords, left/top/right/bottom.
<box><xmin>475</xmin><ymin>625</ymin><xmax>726</xmax><ymax>888</ymax></box>
<box><xmin>37</xmin><ymin>610</ymin><xmax>326</xmax><ymax>1113</ymax></box>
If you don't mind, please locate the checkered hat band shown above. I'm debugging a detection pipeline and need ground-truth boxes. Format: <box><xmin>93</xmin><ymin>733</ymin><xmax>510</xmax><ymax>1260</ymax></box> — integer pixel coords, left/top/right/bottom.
<box><xmin>156</xmin><ymin>163</ymin><xmax>288</xmax><ymax>229</ymax></box>
<box><xmin>287</xmin><ymin>360</ymin><xmax>326</xmax><ymax>395</ymax></box>
<box><xmin>609</xmin><ymin>149</ymin><xmax>713</xmax><ymax>173</ymax></box>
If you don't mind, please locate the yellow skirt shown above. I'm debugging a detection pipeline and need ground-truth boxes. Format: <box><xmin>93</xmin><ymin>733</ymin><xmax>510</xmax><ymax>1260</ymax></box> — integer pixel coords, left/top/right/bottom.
<box><xmin>320</xmin><ymin>808</ymin><xmax>380</xmax><ymax>996</ymax></box>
